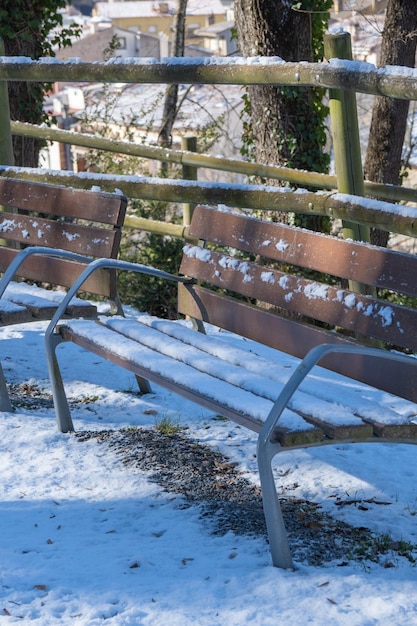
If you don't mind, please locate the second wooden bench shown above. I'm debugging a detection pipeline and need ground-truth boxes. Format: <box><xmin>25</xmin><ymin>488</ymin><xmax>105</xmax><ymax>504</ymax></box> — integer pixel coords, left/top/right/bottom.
<box><xmin>43</xmin><ymin>204</ymin><xmax>417</xmax><ymax>569</ymax></box>
<box><xmin>0</xmin><ymin>177</ymin><xmax>127</xmax><ymax>410</ymax></box>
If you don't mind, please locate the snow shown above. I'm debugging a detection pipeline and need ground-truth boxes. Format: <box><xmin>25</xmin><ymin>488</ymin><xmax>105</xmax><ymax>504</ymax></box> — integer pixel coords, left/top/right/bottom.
<box><xmin>1</xmin><ymin>312</ymin><xmax>417</xmax><ymax>624</ymax></box>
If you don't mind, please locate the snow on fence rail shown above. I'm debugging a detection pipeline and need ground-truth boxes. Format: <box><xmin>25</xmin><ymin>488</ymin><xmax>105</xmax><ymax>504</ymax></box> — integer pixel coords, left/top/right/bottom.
<box><xmin>1</xmin><ymin>56</ymin><xmax>417</xmax><ymax>100</ymax></box>
<box><xmin>1</xmin><ymin>166</ymin><xmax>416</xmax><ymax>239</ymax></box>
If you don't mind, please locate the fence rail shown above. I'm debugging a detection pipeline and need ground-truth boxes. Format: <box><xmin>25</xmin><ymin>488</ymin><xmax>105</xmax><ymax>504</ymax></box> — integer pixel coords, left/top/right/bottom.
<box><xmin>1</xmin><ymin>166</ymin><xmax>416</xmax><ymax>238</ymax></box>
<box><xmin>10</xmin><ymin>121</ymin><xmax>417</xmax><ymax>206</ymax></box>
<box><xmin>1</xmin><ymin>57</ymin><xmax>417</xmax><ymax>100</ymax></box>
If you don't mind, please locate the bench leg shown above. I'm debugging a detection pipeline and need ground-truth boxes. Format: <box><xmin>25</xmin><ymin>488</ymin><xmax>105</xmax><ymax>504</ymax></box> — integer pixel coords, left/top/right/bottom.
<box><xmin>45</xmin><ymin>334</ymin><xmax>75</xmax><ymax>433</ymax></box>
<box><xmin>135</xmin><ymin>375</ymin><xmax>152</xmax><ymax>394</ymax></box>
<box><xmin>0</xmin><ymin>363</ymin><xmax>13</xmax><ymax>412</ymax></box>
<box><xmin>257</xmin><ymin>436</ymin><xmax>294</xmax><ymax>569</ymax></box>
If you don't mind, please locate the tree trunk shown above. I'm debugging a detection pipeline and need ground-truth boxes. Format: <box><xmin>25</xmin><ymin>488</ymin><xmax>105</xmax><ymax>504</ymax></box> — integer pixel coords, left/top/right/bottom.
<box><xmin>234</xmin><ymin>0</ymin><xmax>330</xmax><ymax>229</ymax></box>
<box><xmin>235</xmin><ymin>0</ymin><xmax>313</xmax><ymax>168</ymax></box>
<box><xmin>3</xmin><ymin>1</ymin><xmax>45</xmax><ymax>168</ymax></box>
<box><xmin>364</xmin><ymin>0</ymin><xmax>417</xmax><ymax>246</ymax></box>
<box><xmin>157</xmin><ymin>0</ymin><xmax>187</xmax><ymax>150</ymax></box>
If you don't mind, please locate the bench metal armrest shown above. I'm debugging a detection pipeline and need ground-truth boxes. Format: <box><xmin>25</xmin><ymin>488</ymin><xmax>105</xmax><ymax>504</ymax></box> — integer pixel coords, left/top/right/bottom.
<box><xmin>0</xmin><ymin>246</ymin><xmax>93</xmax><ymax>300</ymax></box>
<box><xmin>257</xmin><ymin>342</ymin><xmax>417</xmax><ymax>569</ymax></box>
<box><xmin>259</xmin><ymin>343</ymin><xmax>417</xmax><ymax>448</ymax></box>
<box><xmin>45</xmin><ymin>257</ymin><xmax>188</xmax><ymax>342</ymax></box>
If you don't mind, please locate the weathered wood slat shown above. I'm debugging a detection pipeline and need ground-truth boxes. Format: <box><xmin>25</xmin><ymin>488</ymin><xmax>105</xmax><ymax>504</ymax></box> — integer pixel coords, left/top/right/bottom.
<box><xmin>0</xmin><ymin>300</ymin><xmax>33</xmax><ymax>325</ymax></box>
<box><xmin>0</xmin><ymin>180</ymin><xmax>126</xmax><ymax>311</ymax></box>
<box><xmin>0</xmin><ymin>178</ymin><xmax>125</xmax><ymax>226</ymax></box>
<box><xmin>0</xmin><ymin>211</ymin><xmax>118</xmax><ymax>257</ymax></box>
<box><xmin>104</xmin><ymin>316</ymin><xmax>378</xmax><ymax>441</ymax></box>
<box><xmin>369</xmin><ymin>420</ymin><xmax>417</xmax><ymax>439</ymax></box>
<box><xmin>0</xmin><ymin>248</ymin><xmax>116</xmax><ymax>295</ymax></box>
<box><xmin>187</xmin><ymin>206</ymin><xmax>417</xmax><ymax>296</ymax></box>
<box><xmin>58</xmin><ymin>315</ymin><xmax>416</xmax><ymax>443</ymax></box>
<box><xmin>180</xmin><ymin>248</ymin><xmax>417</xmax><ymax>351</ymax></box>
<box><xmin>138</xmin><ymin>314</ymin><xmax>416</xmax><ymax>429</ymax></box>
<box><xmin>2</xmin><ymin>284</ymin><xmax>97</xmax><ymax>321</ymax></box>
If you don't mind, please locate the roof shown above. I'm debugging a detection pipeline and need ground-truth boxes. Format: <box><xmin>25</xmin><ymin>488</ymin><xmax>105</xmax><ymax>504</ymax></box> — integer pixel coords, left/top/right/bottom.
<box><xmin>195</xmin><ymin>20</ymin><xmax>234</xmax><ymax>37</ymax></box>
<box><xmin>94</xmin><ymin>0</ymin><xmax>228</xmax><ymax>19</ymax></box>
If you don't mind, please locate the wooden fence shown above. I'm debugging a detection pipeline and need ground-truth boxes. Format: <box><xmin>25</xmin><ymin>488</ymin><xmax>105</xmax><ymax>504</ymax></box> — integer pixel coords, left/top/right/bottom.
<box><xmin>0</xmin><ymin>31</ymin><xmax>417</xmax><ymax>242</ymax></box>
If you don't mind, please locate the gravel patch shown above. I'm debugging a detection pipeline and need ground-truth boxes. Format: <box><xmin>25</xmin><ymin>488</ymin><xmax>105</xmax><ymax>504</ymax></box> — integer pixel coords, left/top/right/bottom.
<box><xmin>9</xmin><ymin>381</ymin><xmax>415</xmax><ymax>567</ymax></box>
<box><xmin>76</xmin><ymin>427</ymin><xmax>384</xmax><ymax>567</ymax></box>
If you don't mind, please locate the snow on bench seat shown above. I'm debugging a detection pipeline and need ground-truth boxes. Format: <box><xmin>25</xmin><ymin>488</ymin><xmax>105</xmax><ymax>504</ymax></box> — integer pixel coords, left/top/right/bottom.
<box><xmin>59</xmin><ymin>315</ymin><xmax>417</xmax><ymax>445</ymax></box>
<box><xmin>2</xmin><ymin>281</ymin><xmax>97</xmax><ymax>321</ymax></box>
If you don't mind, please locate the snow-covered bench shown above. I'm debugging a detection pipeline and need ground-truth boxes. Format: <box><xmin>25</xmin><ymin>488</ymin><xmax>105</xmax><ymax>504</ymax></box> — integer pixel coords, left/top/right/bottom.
<box><xmin>44</xmin><ymin>204</ymin><xmax>417</xmax><ymax>569</ymax></box>
<box><xmin>0</xmin><ymin>177</ymin><xmax>127</xmax><ymax>410</ymax></box>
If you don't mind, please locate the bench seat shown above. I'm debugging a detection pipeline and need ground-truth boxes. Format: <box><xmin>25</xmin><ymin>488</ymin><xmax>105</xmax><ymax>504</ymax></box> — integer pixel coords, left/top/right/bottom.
<box><xmin>1</xmin><ymin>281</ymin><xmax>97</xmax><ymax>324</ymax></box>
<box><xmin>60</xmin><ymin>314</ymin><xmax>417</xmax><ymax>445</ymax></box>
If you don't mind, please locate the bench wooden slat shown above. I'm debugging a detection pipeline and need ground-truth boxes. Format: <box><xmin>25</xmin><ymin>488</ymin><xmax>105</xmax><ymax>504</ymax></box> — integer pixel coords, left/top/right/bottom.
<box><xmin>0</xmin><ymin>300</ymin><xmax>33</xmax><ymax>325</ymax></box>
<box><xmin>0</xmin><ymin>178</ymin><xmax>125</xmax><ymax>226</ymax></box>
<box><xmin>0</xmin><ymin>180</ymin><xmax>126</xmax><ymax>313</ymax></box>
<box><xmin>3</xmin><ymin>283</ymin><xmax>97</xmax><ymax>321</ymax></box>
<box><xmin>370</xmin><ymin>421</ymin><xmax>417</xmax><ymax>439</ymax></box>
<box><xmin>106</xmin><ymin>317</ymin><xmax>378</xmax><ymax>441</ymax></box>
<box><xmin>0</xmin><ymin>211</ymin><xmax>119</xmax><ymax>258</ymax></box>
<box><xmin>187</xmin><ymin>206</ymin><xmax>417</xmax><ymax>297</ymax></box>
<box><xmin>180</xmin><ymin>248</ymin><xmax>417</xmax><ymax>352</ymax></box>
<box><xmin>0</xmin><ymin>248</ymin><xmax>117</xmax><ymax>295</ymax></box>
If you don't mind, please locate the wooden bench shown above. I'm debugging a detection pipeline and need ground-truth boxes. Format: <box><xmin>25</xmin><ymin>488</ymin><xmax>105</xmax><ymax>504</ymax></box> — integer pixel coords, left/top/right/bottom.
<box><xmin>0</xmin><ymin>177</ymin><xmax>127</xmax><ymax>410</ymax></box>
<box><xmin>43</xmin><ymin>204</ymin><xmax>417</xmax><ymax>569</ymax></box>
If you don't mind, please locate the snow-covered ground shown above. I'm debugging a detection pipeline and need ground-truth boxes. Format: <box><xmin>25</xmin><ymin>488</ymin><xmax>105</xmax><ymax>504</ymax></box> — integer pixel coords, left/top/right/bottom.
<box><xmin>1</xmin><ymin>316</ymin><xmax>417</xmax><ymax>625</ymax></box>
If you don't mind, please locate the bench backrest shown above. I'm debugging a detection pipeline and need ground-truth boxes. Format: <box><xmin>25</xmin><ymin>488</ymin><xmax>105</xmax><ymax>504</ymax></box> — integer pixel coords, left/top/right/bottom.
<box><xmin>0</xmin><ymin>178</ymin><xmax>127</xmax><ymax>298</ymax></box>
<box><xmin>179</xmin><ymin>205</ymin><xmax>417</xmax><ymax>403</ymax></box>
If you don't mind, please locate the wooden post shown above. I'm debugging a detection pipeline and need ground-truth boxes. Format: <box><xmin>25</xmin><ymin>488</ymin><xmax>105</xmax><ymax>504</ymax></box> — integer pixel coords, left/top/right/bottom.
<box><xmin>0</xmin><ymin>39</ymin><xmax>14</xmax><ymax>167</ymax></box>
<box><xmin>0</xmin><ymin>38</ymin><xmax>14</xmax><ymax>409</ymax></box>
<box><xmin>324</xmin><ymin>31</ymin><xmax>371</xmax><ymax>294</ymax></box>
<box><xmin>181</xmin><ymin>136</ymin><xmax>197</xmax><ymax>225</ymax></box>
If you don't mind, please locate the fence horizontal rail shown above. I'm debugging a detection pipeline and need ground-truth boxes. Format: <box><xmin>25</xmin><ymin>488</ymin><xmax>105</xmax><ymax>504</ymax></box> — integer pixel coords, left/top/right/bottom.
<box><xmin>1</xmin><ymin>57</ymin><xmax>417</xmax><ymax>100</ymax></box>
<box><xmin>1</xmin><ymin>166</ymin><xmax>416</xmax><ymax>238</ymax></box>
<box><xmin>11</xmin><ymin>121</ymin><xmax>417</xmax><ymax>205</ymax></box>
